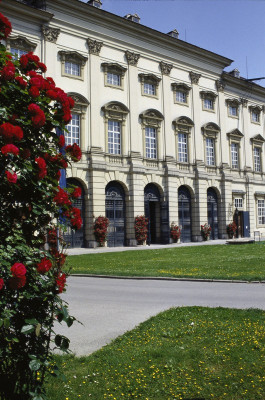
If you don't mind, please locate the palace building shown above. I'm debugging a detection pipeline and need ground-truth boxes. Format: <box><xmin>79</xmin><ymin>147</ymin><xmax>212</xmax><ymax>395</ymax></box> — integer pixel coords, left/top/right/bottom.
<box><xmin>3</xmin><ymin>0</ymin><xmax>265</xmax><ymax>247</ymax></box>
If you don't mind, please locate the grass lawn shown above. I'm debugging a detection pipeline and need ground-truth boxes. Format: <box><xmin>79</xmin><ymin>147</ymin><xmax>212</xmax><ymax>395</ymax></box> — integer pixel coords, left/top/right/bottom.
<box><xmin>67</xmin><ymin>243</ymin><xmax>265</xmax><ymax>281</ymax></box>
<box><xmin>46</xmin><ymin>306</ymin><xmax>265</xmax><ymax>400</ymax></box>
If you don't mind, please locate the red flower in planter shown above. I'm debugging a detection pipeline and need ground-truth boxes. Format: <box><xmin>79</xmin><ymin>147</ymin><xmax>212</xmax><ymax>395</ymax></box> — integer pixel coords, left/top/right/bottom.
<box><xmin>135</xmin><ymin>215</ymin><xmax>148</xmax><ymax>244</ymax></box>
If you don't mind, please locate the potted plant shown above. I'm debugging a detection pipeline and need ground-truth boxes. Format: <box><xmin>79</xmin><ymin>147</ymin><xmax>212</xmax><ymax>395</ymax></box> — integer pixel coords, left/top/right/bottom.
<box><xmin>94</xmin><ymin>216</ymin><xmax>109</xmax><ymax>246</ymax></box>
<box><xmin>170</xmin><ymin>223</ymin><xmax>181</xmax><ymax>243</ymax></box>
<box><xmin>135</xmin><ymin>215</ymin><xmax>148</xmax><ymax>245</ymax></box>
<box><xmin>201</xmin><ymin>223</ymin><xmax>211</xmax><ymax>241</ymax></box>
<box><xmin>227</xmin><ymin>221</ymin><xmax>237</xmax><ymax>239</ymax></box>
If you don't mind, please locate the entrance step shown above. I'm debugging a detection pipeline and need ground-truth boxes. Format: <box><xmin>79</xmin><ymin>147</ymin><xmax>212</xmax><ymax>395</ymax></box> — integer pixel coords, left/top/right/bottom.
<box><xmin>226</xmin><ymin>238</ymin><xmax>255</xmax><ymax>245</ymax></box>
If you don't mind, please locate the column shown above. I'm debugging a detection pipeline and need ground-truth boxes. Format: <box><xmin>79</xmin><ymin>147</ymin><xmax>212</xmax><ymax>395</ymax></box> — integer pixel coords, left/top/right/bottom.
<box><xmin>189</xmin><ymin>71</ymin><xmax>202</xmax><ymax>163</ymax></box>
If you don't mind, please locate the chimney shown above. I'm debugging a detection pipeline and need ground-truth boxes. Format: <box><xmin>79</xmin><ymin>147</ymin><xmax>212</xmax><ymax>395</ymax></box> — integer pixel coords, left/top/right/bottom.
<box><xmin>229</xmin><ymin>69</ymin><xmax>240</xmax><ymax>78</ymax></box>
<box><xmin>124</xmin><ymin>14</ymin><xmax>140</xmax><ymax>23</ymax></box>
<box><xmin>87</xmin><ymin>0</ymin><xmax>102</xmax><ymax>9</ymax></box>
<box><xmin>167</xmin><ymin>29</ymin><xmax>179</xmax><ymax>39</ymax></box>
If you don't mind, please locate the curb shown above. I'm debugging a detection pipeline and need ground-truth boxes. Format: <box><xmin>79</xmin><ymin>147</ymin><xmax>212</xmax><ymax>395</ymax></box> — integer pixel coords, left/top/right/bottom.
<box><xmin>70</xmin><ymin>274</ymin><xmax>265</xmax><ymax>284</ymax></box>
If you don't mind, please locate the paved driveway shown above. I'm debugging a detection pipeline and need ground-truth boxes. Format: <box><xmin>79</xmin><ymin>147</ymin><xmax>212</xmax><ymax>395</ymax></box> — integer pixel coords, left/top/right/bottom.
<box><xmin>56</xmin><ymin>277</ymin><xmax>265</xmax><ymax>356</ymax></box>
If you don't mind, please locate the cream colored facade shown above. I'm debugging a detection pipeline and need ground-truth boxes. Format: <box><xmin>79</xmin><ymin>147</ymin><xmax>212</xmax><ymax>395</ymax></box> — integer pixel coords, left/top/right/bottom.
<box><xmin>3</xmin><ymin>0</ymin><xmax>265</xmax><ymax>247</ymax></box>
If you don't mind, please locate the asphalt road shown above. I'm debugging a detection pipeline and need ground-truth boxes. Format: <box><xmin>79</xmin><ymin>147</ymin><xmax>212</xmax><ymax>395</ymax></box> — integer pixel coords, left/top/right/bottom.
<box><xmin>56</xmin><ymin>277</ymin><xmax>265</xmax><ymax>356</ymax></box>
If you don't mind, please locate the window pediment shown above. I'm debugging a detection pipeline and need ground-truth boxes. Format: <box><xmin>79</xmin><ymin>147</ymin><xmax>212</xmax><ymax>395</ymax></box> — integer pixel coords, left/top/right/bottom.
<box><xmin>225</xmin><ymin>98</ymin><xmax>241</xmax><ymax>106</ymax></box>
<box><xmin>251</xmin><ymin>134</ymin><xmax>265</xmax><ymax>144</ymax></box>
<box><xmin>101</xmin><ymin>62</ymin><xmax>127</xmax><ymax>75</ymax></box>
<box><xmin>202</xmin><ymin>122</ymin><xmax>220</xmax><ymax>137</ymax></box>
<box><xmin>102</xmin><ymin>101</ymin><xmax>129</xmax><ymax>121</ymax></box>
<box><xmin>7</xmin><ymin>35</ymin><xmax>37</xmax><ymax>52</ymax></box>
<box><xmin>138</xmin><ymin>73</ymin><xmax>161</xmax><ymax>84</ymax></box>
<box><xmin>171</xmin><ymin>82</ymin><xmax>191</xmax><ymax>92</ymax></box>
<box><xmin>249</xmin><ymin>105</ymin><xmax>262</xmax><ymax>113</ymax></box>
<box><xmin>200</xmin><ymin>90</ymin><xmax>217</xmax><ymax>100</ymax></box>
<box><xmin>227</xmin><ymin>129</ymin><xmax>243</xmax><ymax>139</ymax></box>
<box><xmin>59</xmin><ymin>51</ymin><xmax>87</xmax><ymax>66</ymax></box>
<box><xmin>67</xmin><ymin>92</ymin><xmax>89</xmax><ymax>107</ymax></box>
<box><xmin>140</xmin><ymin>109</ymin><xmax>164</xmax><ymax>127</ymax></box>
<box><xmin>173</xmin><ymin>116</ymin><xmax>194</xmax><ymax>131</ymax></box>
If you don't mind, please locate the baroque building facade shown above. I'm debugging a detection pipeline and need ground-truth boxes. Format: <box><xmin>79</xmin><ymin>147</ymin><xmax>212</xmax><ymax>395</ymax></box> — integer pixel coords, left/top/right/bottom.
<box><xmin>3</xmin><ymin>0</ymin><xmax>265</xmax><ymax>247</ymax></box>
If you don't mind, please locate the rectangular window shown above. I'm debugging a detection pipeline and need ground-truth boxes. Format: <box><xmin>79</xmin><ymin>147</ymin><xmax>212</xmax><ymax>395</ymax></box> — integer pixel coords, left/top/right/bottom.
<box><xmin>206</xmin><ymin>138</ymin><xmax>215</xmax><ymax>166</ymax></box>
<box><xmin>108</xmin><ymin>120</ymin><xmax>121</xmax><ymax>154</ymax></box>
<box><xmin>254</xmin><ymin>147</ymin><xmax>261</xmax><ymax>172</ymax></box>
<box><xmin>258</xmin><ymin>199</ymin><xmax>265</xmax><ymax>224</ymax></box>
<box><xmin>65</xmin><ymin>62</ymin><xmax>81</xmax><ymax>77</ymax></box>
<box><xmin>107</xmin><ymin>72</ymin><xmax>121</xmax><ymax>86</ymax></box>
<box><xmin>178</xmin><ymin>133</ymin><xmax>188</xmax><ymax>163</ymax></box>
<box><xmin>176</xmin><ymin>91</ymin><xmax>187</xmax><ymax>103</ymax></box>
<box><xmin>252</xmin><ymin>112</ymin><xmax>260</xmax><ymax>123</ymax></box>
<box><xmin>144</xmin><ymin>82</ymin><xmax>156</xmax><ymax>96</ymax></box>
<box><xmin>145</xmin><ymin>127</ymin><xmax>157</xmax><ymax>159</ymax></box>
<box><xmin>65</xmin><ymin>113</ymin><xmax>80</xmax><ymax>146</ymax></box>
<box><xmin>229</xmin><ymin>106</ymin><xmax>238</xmax><ymax>117</ymax></box>
<box><xmin>231</xmin><ymin>142</ymin><xmax>239</xmax><ymax>169</ymax></box>
<box><xmin>204</xmin><ymin>99</ymin><xmax>214</xmax><ymax>110</ymax></box>
<box><xmin>234</xmin><ymin>198</ymin><xmax>243</xmax><ymax>209</ymax></box>
<box><xmin>10</xmin><ymin>47</ymin><xmax>28</xmax><ymax>60</ymax></box>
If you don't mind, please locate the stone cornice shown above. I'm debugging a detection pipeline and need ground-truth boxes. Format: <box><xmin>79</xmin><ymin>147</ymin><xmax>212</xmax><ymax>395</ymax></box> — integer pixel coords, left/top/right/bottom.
<box><xmin>42</xmin><ymin>25</ymin><xmax>60</xmax><ymax>43</ymax></box>
<box><xmin>222</xmin><ymin>72</ymin><xmax>265</xmax><ymax>97</ymax></box>
<box><xmin>45</xmin><ymin>0</ymin><xmax>232</xmax><ymax>70</ymax></box>
<box><xmin>2</xmin><ymin>0</ymin><xmax>53</xmax><ymax>23</ymax></box>
<box><xmin>87</xmin><ymin>38</ymin><xmax>103</xmax><ymax>55</ymax></box>
<box><xmin>125</xmin><ymin>50</ymin><xmax>140</xmax><ymax>66</ymax></box>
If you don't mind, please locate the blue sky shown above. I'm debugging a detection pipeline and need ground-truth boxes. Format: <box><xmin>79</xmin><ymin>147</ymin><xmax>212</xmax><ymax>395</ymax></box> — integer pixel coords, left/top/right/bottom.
<box><xmin>89</xmin><ymin>0</ymin><xmax>265</xmax><ymax>86</ymax></box>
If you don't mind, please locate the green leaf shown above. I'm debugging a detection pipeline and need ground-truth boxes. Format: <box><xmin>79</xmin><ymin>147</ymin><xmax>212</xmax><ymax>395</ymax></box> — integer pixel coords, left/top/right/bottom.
<box><xmin>25</xmin><ymin>318</ymin><xmax>39</xmax><ymax>325</ymax></box>
<box><xmin>21</xmin><ymin>324</ymin><xmax>35</xmax><ymax>334</ymax></box>
<box><xmin>4</xmin><ymin>319</ymin><xmax>10</xmax><ymax>328</ymax></box>
<box><xmin>29</xmin><ymin>359</ymin><xmax>41</xmax><ymax>371</ymax></box>
<box><xmin>55</xmin><ymin>335</ymin><xmax>62</xmax><ymax>347</ymax></box>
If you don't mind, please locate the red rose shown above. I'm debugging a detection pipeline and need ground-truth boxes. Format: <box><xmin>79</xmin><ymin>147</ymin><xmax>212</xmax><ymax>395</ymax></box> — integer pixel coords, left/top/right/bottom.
<box><xmin>9</xmin><ymin>276</ymin><xmax>26</xmax><ymax>290</ymax></box>
<box><xmin>13</xmin><ymin>126</ymin><xmax>23</xmax><ymax>141</ymax></box>
<box><xmin>1</xmin><ymin>144</ymin><xmax>19</xmax><ymax>156</ymax></box>
<box><xmin>46</xmin><ymin>89</ymin><xmax>58</xmax><ymax>100</ymax></box>
<box><xmin>0</xmin><ymin>12</ymin><xmax>12</xmax><ymax>40</ymax></box>
<box><xmin>15</xmin><ymin>76</ymin><xmax>27</xmax><ymax>89</ymax></box>
<box><xmin>38</xmin><ymin>62</ymin><xmax>47</xmax><ymax>73</ymax></box>
<box><xmin>72</xmin><ymin>187</ymin><xmax>82</xmax><ymax>199</ymax></box>
<box><xmin>20</xmin><ymin>52</ymin><xmax>40</xmax><ymax>72</ymax></box>
<box><xmin>58</xmin><ymin>135</ymin><xmax>65</xmax><ymax>148</ymax></box>
<box><xmin>37</xmin><ymin>257</ymin><xmax>52</xmax><ymax>274</ymax></box>
<box><xmin>53</xmin><ymin>187</ymin><xmax>71</xmax><ymax>206</ymax></box>
<box><xmin>5</xmin><ymin>170</ymin><xmax>17</xmax><ymax>183</ymax></box>
<box><xmin>28</xmin><ymin>103</ymin><xmax>46</xmax><ymax>128</ymax></box>
<box><xmin>0</xmin><ymin>122</ymin><xmax>23</xmax><ymax>142</ymax></box>
<box><xmin>70</xmin><ymin>207</ymin><xmax>82</xmax><ymax>230</ymax></box>
<box><xmin>29</xmin><ymin>86</ymin><xmax>40</xmax><ymax>98</ymax></box>
<box><xmin>66</xmin><ymin>143</ymin><xmax>82</xmax><ymax>162</ymax></box>
<box><xmin>1</xmin><ymin>61</ymin><xmax>15</xmax><ymax>81</ymax></box>
<box><xmin>56</xmin><ymin>273</ymin><xmax>66</xmax><ymax>293</ymax></box>
<box><xmin>0</xmin><ymin>278</ymin><xmax>4</xmax><ymax>290</ymax></box>
<box><xmin>11</xmin><ymin>262</ymin><xmax>27</xmax><ymax>278</ymax></box>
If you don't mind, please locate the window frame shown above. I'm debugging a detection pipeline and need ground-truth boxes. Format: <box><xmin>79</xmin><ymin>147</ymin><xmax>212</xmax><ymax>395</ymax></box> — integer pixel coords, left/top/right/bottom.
<box><xmin>257</xmin><ymin>198</ymin><xmax>265</xmax><ymax>226</ymax></box>
<box><xmin>102</xmin><ymin>63</ymin><xmax>127</xmax><ymax>90</ymax></box>
<box><xmin>66</xmin><ymin>92</ymin><xmax>89</xmax><ymax>152</ymax></box>
<box><xmin>173</xmin><ymin>116</ymin><xmax>194</xmax><ymax>165</ymax></box>
<box><xmin>200</xmin><ymin>91</ymin><xmax>217</xmax><ymax>113</ymax></box>
<box><xmin>139</xmin><ymin>73</ymin><xmax>161</xmax><ymax>99</ymax></box>
<box><xmin>65</xmin><ymin>112</ymin><xmax>81</xmax><ymax>146</ymax></box>
<box><xmin>227</xmin><ymin>129</ymin><xmax>243</xmax><ymax>171</ymax></box>
<box><xmin>59</xmin><ymin>50</ymin><xmax>87</xmax><ymax>80</ymax></box>
<box><xmin>6</xmin><ymin>35</ymin><xmax>37</xmax><ymax>58</ymax></box>
<box><xmin>226</xmin><ymin>98</ymin><xmax>240</xmax><ymax>119</ymax></box>
<box><xmin>107</xmin><ymin>119</ymin><xmax>121</xmax><ymax>155</ymax></box>
<box><xmin>249</xmin><ymin>105</ymin><xmax>262</xmax><ymax>125</ymax></box>
<box><xmin>251</xmin><ymin>134</ymin><xmax>265</xmax><ymax>174</ymax></box>
<box><xmin>140</xmin><ymin>109</ymin><xmax>164</xmax><ymax>161</ymax></box>
<box><xmin>234</xmin><ymin>198</ymin><xmax>243</xmax><ymax>209</ymax></box>
<box><xmin>171</xmin><ymin>83</ymin><xmax>191</xmax><ymax>106</ymax></box>
<box><xmin>202</xmin><ymin>123</ymin><xmax>220</xmax><ymax>167</ymax></box>
<box><xmin>145</xmin><ymin>126</ymin><xmax>157</xmax><ymax>159</ymax></box>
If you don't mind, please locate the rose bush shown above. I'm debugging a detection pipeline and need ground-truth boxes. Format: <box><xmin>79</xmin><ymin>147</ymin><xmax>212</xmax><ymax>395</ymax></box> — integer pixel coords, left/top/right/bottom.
<box><xmin>94</xmin><ymin>216</ymin><xmax>109</xmax><ymax>246</ymax></box>
<box><xmin>134</xmin><ymin>215</ymin><xmax>148</xmax><ymax>244</ymax></box>
<box><xmin>0</xmin><ymin>11</ymin><xmax>82</xmax><ymax>400</ymax></box>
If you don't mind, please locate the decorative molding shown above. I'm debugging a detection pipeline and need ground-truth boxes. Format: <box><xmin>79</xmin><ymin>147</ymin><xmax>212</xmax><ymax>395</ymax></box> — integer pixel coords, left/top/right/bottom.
<box><xmin>250</xmin><ymin>134</ymin><xmax>265</xmax><ymax>144</ymax></box>
<box><xmin>42</xmin><ymin>26</ymin><xmax>60</xmax><ymax>43</ymax></box>
<box><xmin>7</xmin><ymin>35</ymin><xmax>36</xmax><ymax>52</ymax></box>
<box><xmin>241</xmin><ymin>98</ymin><xmax>248</xmax><ymax>108</ymax></box>
<box><xmin>159</xmin><ymin>61</ymin><xmax>173</xmax><ymax>76</ymax></box>
<box><xmin>58</xmin><ymin>51</ymin><xmax>88</xmax><ymax>66</ymax></box>
<box><xmin>101</xmin><ymin>62</ymin><xmax>127</xmax><ymax>74</ymax></box>
<box><xmin>189</xmin><ymin>71</ymin><xmax>201</xmax><ymax>84</ymax></box>
<box><xmin>140</xmin><ymin>109</ymin><xmax>164</xmax><ymax>128</ymax></box>
<box><xmin>202</xmin><ymin>122</ymin><xmax>220</xmax><ymax>136</ymax></box>
<box><xmin>125</xmin><ymin>50</ymin><xmax>140</xmax><ymax>66</ymax></box>
<box><xmin>225</xmin><ymin>98</ymin><xmax>241</xmax><ymax>106</ymax></box>
<box><xmin>87</xmin><ymin>38</ymin><xmax>103</xmax><ymax>55</ymax></box>
<box><xmin>215</xmin><ymin>79</ymin><xmax>226</xmax><ymax>92</ymax></box>
<box><xmin>249</xmin><ymin>105</ymin><xmax>263</xmax><ymax>113</ymax></box>
<box><xmin>171</xmin><ymin>82</ymin><xmax>191</xmax><ymax>92</ymax></box>
<box><xmin>200</xmin><ymin>90</ymin><xmax>217</xmax><ymax>100</ymax></box>
<box><xmin>139</xmin><ymin>73</ymin><xmax>161</xmax><ymax>83</ymax></box>
<box><xmin>67</xmin><ymin>92</ymin><xmax>89</xmax><ymax>107</ymax></box>
<box><xmin>102</xmin><ymin>101</ymin><xmax>129</xmax><ymax>121</ymax></box>
<box><xmin>173</xmin><ymin>116</ymin><xmax>194</xmax><ymax>131</ymax></box>
<box><xmin>227</xmin><ymin>128</ymin><xmax>244</xmax><ymax>139</ymax></box>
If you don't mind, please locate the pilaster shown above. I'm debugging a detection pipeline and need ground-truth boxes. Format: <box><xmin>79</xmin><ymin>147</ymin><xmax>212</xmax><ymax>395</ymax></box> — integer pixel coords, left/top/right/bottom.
<box><xmin>190</xmin><ymin>71</ymin><xmax>203</xmax><ymax>163</ymax></box>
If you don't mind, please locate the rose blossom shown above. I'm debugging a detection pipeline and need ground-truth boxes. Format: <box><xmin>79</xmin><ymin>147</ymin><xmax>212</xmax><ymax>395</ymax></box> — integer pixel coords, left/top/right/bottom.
<box><xmin>1</xmin><ymin>144</ymin><xmax>19</xmax><ymax>156</ymax></box>
<box><xmin>0</xmin><ymin>278</ymin><xmax>4</xmax><ymax>290</ymax></box>
<box><xmin>56</xmin><ymin>273</ymin><xmax>66</xmax><ymax>293</ymax></box>
<box><xmin>9</xmin><ymin>276</ymin><xmax>26</xmax><ymax>290</ymax></box>
<box><xmin>5</xmin><ymin>170</ymin><xmax>17</xmax><ymax>184</ymax></box>
<box><xmin>36</xmin><ymin>257</ymin><xmax>52</xmax><ymax>274</ymax></box>
<box><xmin>11</xmin><ymin>262</ymin><xmax>27</xmax><ymax>278</ymax></box>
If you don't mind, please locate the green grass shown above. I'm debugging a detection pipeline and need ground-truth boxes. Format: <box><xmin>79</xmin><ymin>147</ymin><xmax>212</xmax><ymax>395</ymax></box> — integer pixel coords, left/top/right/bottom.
<box><xmin>67</xmin><ymin>243</ymin><xmax>265</xmax><ymax>281</ymax></box>
<box><xmin>46</xmin><ymin>307</ymin><xmax>265</xmax><ymax>399</ymax></box>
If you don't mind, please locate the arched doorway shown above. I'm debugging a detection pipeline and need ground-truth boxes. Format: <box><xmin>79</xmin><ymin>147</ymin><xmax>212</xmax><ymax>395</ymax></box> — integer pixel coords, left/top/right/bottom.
<box><xmin>207</xmin><ymin>188</ymin><xmax>219</xmax><ymax>240</ymax></box>
<box><xmin>105</xmin><ymin>182</ymin><xmax>125</xmax><ymax>247</ymax></box>
<box><xmin>178</xmin><ymin>186</ymin><xmax>192</xmax><ymax>242</ymax></box>
<box><xmin>64</xmin><ymin>178</ymin><xmax>85</xmax><ymax>248</ymax></box>
<box><xmin>144</xmin><ymin>184</ymin><xmax>161</xmax><ymax>244</ymax></box>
